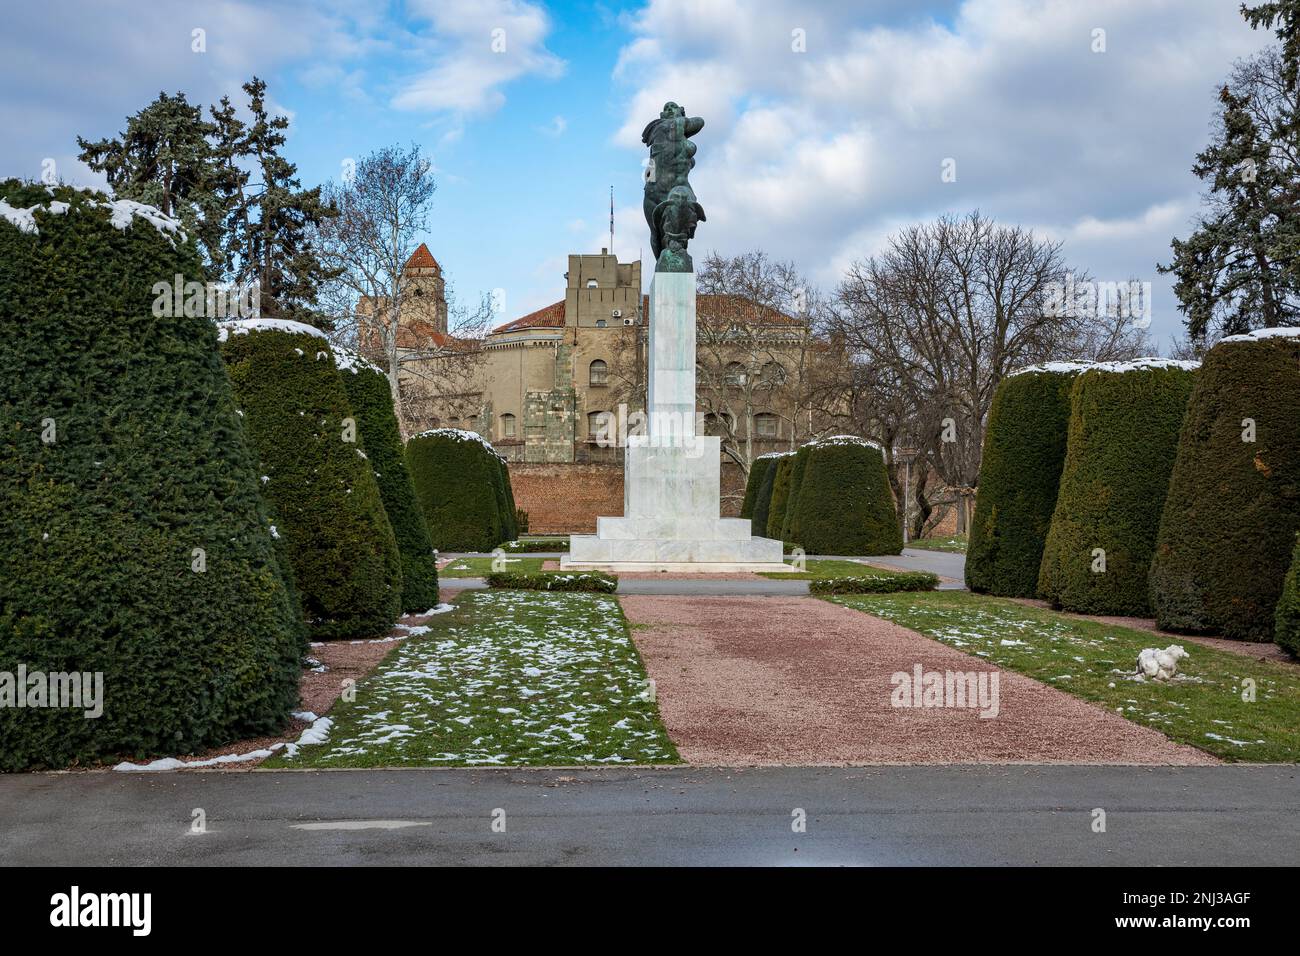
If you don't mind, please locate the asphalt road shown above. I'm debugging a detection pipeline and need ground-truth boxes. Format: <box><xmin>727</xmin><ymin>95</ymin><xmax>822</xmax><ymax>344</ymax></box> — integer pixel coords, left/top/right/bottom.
<box><xmin>1</xmin><ymin>765</ymin><xmax>1294</xmax><ymax>866</ymax></box>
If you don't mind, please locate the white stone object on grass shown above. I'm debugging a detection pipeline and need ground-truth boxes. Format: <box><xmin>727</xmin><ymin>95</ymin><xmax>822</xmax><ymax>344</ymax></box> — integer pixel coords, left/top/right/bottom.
<box><xmin>1135</xmin><ymin>644</ymin><xmax>1188</xmax><ymax>682</ymax></box>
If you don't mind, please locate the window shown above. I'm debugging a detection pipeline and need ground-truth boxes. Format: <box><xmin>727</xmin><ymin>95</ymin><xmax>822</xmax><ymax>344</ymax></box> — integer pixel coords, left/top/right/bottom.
<box><xmin>586</xmin><ymin>279</ymin><xmax>599</xmax><ymax>288</ymax></box>
<box><xmin>595</xmin><ymin>319</ymin><xmax>607</xmax><ymax>328</ymax></box>
<box><xmin>704</xmin><ymin>412</ymin><xmax>734</xmax><ymax>435</ymax></box>
<box><xmin>760</xmin><ymin>361</ymin><xmax>787</xmax><ymax>385</ymax></box>
<box><xmin>500</xmin><ymin>413</ymin><xmax>516</xmax><ymax>438</ymax></box>
<box><xmin>724</xmin><ymin>362</ymin><xmax>747</xmax><ymax>387</ymax></box>
<box><xmin>754</xmin><ymin>413</ymin><xmax>779</xmax><ymax>438</ymax></box>
<box><xmin>588</xmin><ymin>410</ymin><xmax>613</xmax><ymax>443</ymax></box>
<box><xmin>589</xmin><ymin>359</ymin><xmax>609</xmax><ymax>386</ymax></box>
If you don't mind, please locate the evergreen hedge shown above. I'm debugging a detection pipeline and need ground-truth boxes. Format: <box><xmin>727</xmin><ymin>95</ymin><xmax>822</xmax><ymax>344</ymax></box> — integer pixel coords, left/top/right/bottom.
<box><xmin>1151</xmin><ymin>331</ymin><xmax>1300</xmax><ymax>640</ymax></box>
<box><xmin>407</xmin><ymin>429</ymin><xmax>510</xmax><ymax>552</ymax></box>
<box><xmin>765</xmin><ymin>455</ymin><xmax>796</xmax><ymax>540</ymax></box>
<box><xmin>0</xmin><ymin>182</ymin><xmax>303</xmax><ymax>769</ymax></box>
<box><xmin>221</xmin><ymin>323</ymin><xmax>402</xmax><ymax>639</ymax></box>
<box><xmin>793</xmin><ymin>436</ymin><xmax>902</xmax><ymax>555</ymax></box>
<box><xmin>780</xmin><ymin>445</ymin><xmax>812</xmax><ymax>545</ymax></box>
<box><xmin>741</xmin><ymin>455</ymin><xmax>778</xmax><ymax>522</ymax></box>
<box><xmin>749</xmin><ymin>454</ymin><xmax>784</xmax><ymax>538</ymax></box>
<box><xmin>486</xmin><ymin>571</ymin><xmax>617</xmax><ymax>593</ymax></box>
<box><xmin>336</xmin><ymin>349</ymin><xmax>439</xmax><ymax>613</ymax></box>
<box><xmin>500</xmin><ymin>458</ymin><xmax>520</xmax><ymax>541</ymax></box>
<box><xmin>1274</xmin><ymin>533</ymin><xmax>1300</xmax><ymax>657</ymax></box>
<box><xmin>966</xmin><ymin>364</ymin><xmax>1089</xmax><ymax>597</ymax></box>
<box><xmin>1038</xmin><ymin>361</ymin><xmax>1197</xmax><ymax>615</ymax></box>
<box><xmin>809</xmin><ymin>572</ymin><xmax>939</xmax><ymax>595</ymax></box>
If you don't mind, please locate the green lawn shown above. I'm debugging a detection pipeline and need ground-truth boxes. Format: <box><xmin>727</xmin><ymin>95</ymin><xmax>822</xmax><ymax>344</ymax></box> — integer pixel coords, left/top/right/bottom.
<box><xmin>440</xmin><ymin>556</ymin><xmax>546</xmax><ymax>577</ymax></box>
<box><xmin>830</xmin><ymin>590</ymin><xmax>1300</xmax><ymax>762</ymax></box>
<box><xmin>264</xmin><ymin>589</ymin><xmax>679</xmax><ymax>768</ymax></box>
<box><xmin>906</xmin><ymin>534</ymin><xmax>967</xmax><ymax>553</ymax></box>
<box><xmin>759</xmin><ymin>558</ymin><xmax>923</xmax><ymax>581</ymax></box>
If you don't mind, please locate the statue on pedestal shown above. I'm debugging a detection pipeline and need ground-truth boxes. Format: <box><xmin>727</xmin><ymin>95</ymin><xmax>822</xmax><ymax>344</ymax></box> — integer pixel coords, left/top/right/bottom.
<box><xmin>642</xmin><ymin>102</ymin><xmax>706</xmax><ymax>273</ymax></box>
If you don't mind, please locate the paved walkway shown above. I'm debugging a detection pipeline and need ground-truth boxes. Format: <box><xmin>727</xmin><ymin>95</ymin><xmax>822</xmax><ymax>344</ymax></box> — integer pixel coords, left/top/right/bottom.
<box><xmin>619</xmin><ymin>594</ymin><xmax>1214</xmax><ymax>766</ymax></box>
<box><xmin>0</xmin><ymin>765</ymin><xmax>1289</xmax><ymax>865</ymax></box>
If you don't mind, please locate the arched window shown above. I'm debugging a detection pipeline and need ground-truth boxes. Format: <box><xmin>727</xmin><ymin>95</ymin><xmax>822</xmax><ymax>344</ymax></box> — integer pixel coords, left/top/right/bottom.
<box><xmin>760</xmin><ymin>361</ymin><xmax>787</xmax><ymax>385</ymax></box>
<box><xmin>589</xmin><ymin>359</ymin><xmax>609</xmax><ymax>386</ymax></box>
<box><xmin>586</xmin><ymin>278</ymin><xmax>599</xmax><ymax>288</ymax></box>
<box><xmin>754</xmin><ymin>413</ymin><xmax>779</xmax><ymax>438</ymax></box>
<box><xmin>724</xmin><ymin>362</ymin><xmax>747</xmax><ymax>387</ymax></box>
<box><xmin>588</xmin><ymin>410</ymin><xmax>613</xmax><ymax>443</ymax></box>
<box><xmin>500</xmin><ymin>413</ymin><xmax>516</xmax><ymax>438</ymax></box>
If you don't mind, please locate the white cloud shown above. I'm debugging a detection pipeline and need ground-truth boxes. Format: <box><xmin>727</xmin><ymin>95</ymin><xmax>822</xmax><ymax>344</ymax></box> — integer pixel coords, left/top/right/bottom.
<box><xmin>392</xmin><ymin>0</ymin><xmax>564</xmax><ymax>115</ymax></box>
<box><xmin>611</xmin><ymin>0</ymin><xmax>1273</xmax><ymax>347</ymax></box>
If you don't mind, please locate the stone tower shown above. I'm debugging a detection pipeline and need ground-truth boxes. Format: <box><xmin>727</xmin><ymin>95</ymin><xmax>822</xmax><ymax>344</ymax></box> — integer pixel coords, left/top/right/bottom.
<box><xmin>401</xmin><ymin>242</ymin><xmax>448</xmax><ymax>334</ymax></box>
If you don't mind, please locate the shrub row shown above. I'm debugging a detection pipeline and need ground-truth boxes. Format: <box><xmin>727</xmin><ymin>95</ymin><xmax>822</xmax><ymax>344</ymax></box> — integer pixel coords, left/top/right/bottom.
<box><xmin>486</xmin><ymin>571</ymin><xmax>618</xmax><ymax>593</ymax></box>
<box><xmin>406</xmin><ymin>428</ymin><xmax>516</xmax><ymax>552</ymax></box>
<box><xmin>1</xmin><ymin>183</ymin><xmax>303</xmax><ymax>770</ymax></box>
<box><xmin>1038</xmin><ymin>361</ymin><xmax>1197</xmax><ymax>616</ymax></box>
<box><xmin>809</xmin><ymin>572</ymin><xmax>939</xmax><ymax>595</ymax></box>
<box><xmin>336</xmin><ymin>349</ymin><xmax>439</xmax><ymax>613</ymax></box>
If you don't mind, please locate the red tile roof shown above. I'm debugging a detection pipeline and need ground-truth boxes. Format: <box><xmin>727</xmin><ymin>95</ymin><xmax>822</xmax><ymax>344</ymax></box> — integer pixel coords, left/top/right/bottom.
<box><xmin>404</xmin><ymin>243</ymin><xmax>440</xmax><ymax>272</ymax></box>
<box><xmin>488</xmin><ymin>293</ymin><xmax>801</xmax><ymax>334</ymax></box>
<box><xmin>491</xmin><ymin>300</ymin><xmax>567</xmax><ymax>333</ymax></box>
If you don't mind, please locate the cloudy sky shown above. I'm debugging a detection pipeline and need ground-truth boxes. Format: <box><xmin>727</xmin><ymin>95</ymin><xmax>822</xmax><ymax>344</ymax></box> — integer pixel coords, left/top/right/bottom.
<box><xmin>0</xmin><ymin>0</ymin><xmax>1275</xmax><ymax>348</ymax></box>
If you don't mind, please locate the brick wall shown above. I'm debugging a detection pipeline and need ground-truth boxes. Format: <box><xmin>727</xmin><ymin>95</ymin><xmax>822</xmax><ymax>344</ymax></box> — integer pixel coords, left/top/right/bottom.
<box><xmin>510</xmin><ymin>462</ymin><xmax>624</xmax><ymax>533</ymax></box>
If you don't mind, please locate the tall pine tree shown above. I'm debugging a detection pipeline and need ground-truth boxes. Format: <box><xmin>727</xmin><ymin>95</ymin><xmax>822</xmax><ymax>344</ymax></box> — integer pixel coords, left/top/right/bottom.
<box><xmin>1161</xmin><ymin>3</ymin><xmax>1300</xmax><ymax>341</ymax></box>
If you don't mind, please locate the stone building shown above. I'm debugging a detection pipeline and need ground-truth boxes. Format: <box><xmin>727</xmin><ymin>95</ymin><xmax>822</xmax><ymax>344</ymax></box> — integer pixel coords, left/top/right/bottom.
<box><xmin>375</xmin><ymin>247</ymin><xmax>822</xmax><ymax>529</ymax></box>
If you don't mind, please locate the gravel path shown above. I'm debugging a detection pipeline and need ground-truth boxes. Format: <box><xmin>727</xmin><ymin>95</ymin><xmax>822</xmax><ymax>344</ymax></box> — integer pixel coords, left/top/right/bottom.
<box><xmin>620</xmin><ymin>595</ymin><xmax>1216</xmax><ymax>766</ymax></box>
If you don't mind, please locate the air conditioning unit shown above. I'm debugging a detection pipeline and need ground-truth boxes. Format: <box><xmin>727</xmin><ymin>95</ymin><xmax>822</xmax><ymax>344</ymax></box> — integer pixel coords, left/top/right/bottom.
<box><xmin>611</xmin><ymin>309</ymin><xmax>622</xmax><ymax>318</ymax></box>
<box><xmin>623</xmin><ymin>316</ymin><xmax>635</xmax><ymax>326</ymax></box>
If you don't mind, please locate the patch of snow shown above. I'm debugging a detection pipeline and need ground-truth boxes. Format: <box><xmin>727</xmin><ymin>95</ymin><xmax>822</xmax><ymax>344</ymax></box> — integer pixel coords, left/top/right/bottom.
<box><xmin>755</xmin><ymin>450</ymin><xmax>795</xmax><ymax>459</ymax></box>
<box><xmin>806</xmin><ymin>433</ymin><xmax>883</xmax><ymax>452</ymax></box>
<box><xmin>1087</xmin><ymin>357</ymin><xmax>1200</xmax><ymax>373</ymax></box>
<box><xmin>1219</xmin><ymin>326</ymin><xmax>1300</xmax><ymax>344</ymax></box>
<box><xmin>269</xmin><ymin>525</ymin><xmax>280</xmax><ymax>540</ymax></box>
<box><xmin>1007</xmin><ymin>361</ymin><xmax>1096</xmax><ymax>377</ymax></box>
<box><xmin>333</xmin><ymin>344</ymin><xmax>383</xmax><ymax>374</ymax></box>
<box><xmin>0</xmin><ymin>199</ymin><xmax>38</xmax><ymax>234</ymax></box>
<box><xmin>216</xmin><ymin>318</ymin><xmax>330</xmax><ymax>344</ymax></box>
<box><xmin>410</xmin><ymin>427</ymin><xmax>499</xmax><ymax>455</ymax></box>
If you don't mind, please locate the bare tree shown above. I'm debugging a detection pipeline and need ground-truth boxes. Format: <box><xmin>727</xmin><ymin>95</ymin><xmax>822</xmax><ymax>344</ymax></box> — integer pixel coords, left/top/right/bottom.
<box><xmin>313</xmin><ymin>143</ymin><xmax>491</xmax><ymax>435</ymax></box>
<box><xmin>831</xmin><ymin>211</ymin><xmax>1151</xmax><ymax>533</ymax></box>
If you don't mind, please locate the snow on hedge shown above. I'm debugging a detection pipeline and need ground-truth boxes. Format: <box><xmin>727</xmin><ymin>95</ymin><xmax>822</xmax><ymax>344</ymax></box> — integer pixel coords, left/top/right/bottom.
<box><xmin>333</xmin><ymin>344</ymin><xmax>383</xmax><ymax>374</ymax></box>
<box><xmin>216</xmin><ymin>318</ymin><xmax>330</xmax><ymax>344</ymax></box>
<box><xmin>411</xmin><ymin>427</ymin><xmax>498</xmax><ymax>454</ymax></box>
<box><xmin>1007</xmin><ymin>361</ymin><xmax>1097</xmax><ymax>377</ymax></box>
<box><xmin>756</xmin><ymin>450</ymin><xmax>796</xmax><ymax>459</ymax></box>
<box><xmin>0</xmin><ymin>193</ymin><xmax>184</xmax><ymax>244</ymax></box>
<box><xmin>806</xmin><ymin>433</ymin><xmax>884</xmax><ymax>452</ymax></box>
<box><xmin>1219</xmin><ymin>327</ymin><xmax>1300</xmax><ymax>344</ymax></box>
<box><xmin>1011</xmin><ymin>357</ymin><xmax>1199</xmax><ymax>378</ymax></box>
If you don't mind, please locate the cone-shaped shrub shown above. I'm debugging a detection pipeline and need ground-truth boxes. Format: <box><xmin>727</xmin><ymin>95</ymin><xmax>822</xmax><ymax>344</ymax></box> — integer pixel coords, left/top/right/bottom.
<box><xmin>966</xmin><ymin>363</ymin><xmax>1090</xmax><ymax>596</ymax></box>
<box><xmin>793</xmin><ymin>436</ymin><xmax>902</xmax><ymax>555</ymax></box>
<box><xmin>741</xmin><ymin>454</ymin><xmax>778</xmax><ymax>522</ymax></box>
<box><xmin>765</xmin><ymin>455</ymin><xmax>796</xmax><ymax>539</ymax></box>
<box><xmin>0</xmin><ymin>182</ymin><xmax>303</xmax><ymax>770</ymax></box>
<box><xmin>407</xmin><ymin>429</ymin><xmax>509</xmax><ymax>551</ymax></box>
<box><xmin>494</xmin><ymin>455</ymin><xmax>519</xmax><ymax>541</ymax></box>
<box><xmin>336</xmin><ymin>348</ymin><xmax>439</xmax><ymax>613</ymax></box>
<box><xmin>749</xmin><ymin>454</ymin><xmax>785</xmax><ymax>538</ymax></box>
<box><xmin>1274</xmin><ymin>533</ymin><xmax>1300</xmax><ymax>657</ymax></box>
<box><xmin>1151</xmin><ymin>330</ymin><xmax>1300</xmax><ymax>640</ymax></box>
<box><xmin>221</xmin><ymin>322</ymin><xmax>402</xmax><ymax>639</ymax></box>
<box><xmin>1037</xmin><ymin>360</ymin><xmax>1197</xmax><ymax>615</ymax></box>
<box><xmin>781</xmin><ymin>444</ymin><xmax>812</xmax><ymax>545</ymax></box>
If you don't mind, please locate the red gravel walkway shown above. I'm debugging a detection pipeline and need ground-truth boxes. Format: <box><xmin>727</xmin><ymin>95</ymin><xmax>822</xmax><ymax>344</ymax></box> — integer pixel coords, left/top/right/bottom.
<box><xmin>620</xmin><ymin>595</ymin><xmax>1216</xmax><ymax>766</ymax></box>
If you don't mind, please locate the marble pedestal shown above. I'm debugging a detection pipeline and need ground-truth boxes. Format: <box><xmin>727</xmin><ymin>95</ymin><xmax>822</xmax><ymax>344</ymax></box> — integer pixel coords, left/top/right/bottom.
<box><xmin>562</xmin><ymin>271</ymin><xmax>788</xmax><ymax>573</ymax></box>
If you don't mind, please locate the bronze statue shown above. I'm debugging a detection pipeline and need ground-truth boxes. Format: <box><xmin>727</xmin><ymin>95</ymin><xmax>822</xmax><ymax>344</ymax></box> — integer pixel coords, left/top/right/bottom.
<box><xmin>642</xmin><ymin>102</ymin><xmax>706</xmax><ymax>273</ymax></box>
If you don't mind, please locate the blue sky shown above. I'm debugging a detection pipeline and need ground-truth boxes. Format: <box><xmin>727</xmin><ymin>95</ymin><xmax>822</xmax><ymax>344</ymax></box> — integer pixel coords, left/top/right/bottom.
<box><xmin>0</xmin><ymin>0</ymin><xmax>1277</xmax><ymax>347</ymax></box>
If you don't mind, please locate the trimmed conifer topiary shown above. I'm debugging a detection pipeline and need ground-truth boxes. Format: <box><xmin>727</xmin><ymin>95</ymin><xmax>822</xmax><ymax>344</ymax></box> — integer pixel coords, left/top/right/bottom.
<box><xmin>793</xmin><ymin>436</ymin><xmax>902</xmax><ymax>555</ymax></box>
<box><xmin>781</xmin><ymin>444</ymin><xmax>812</xmax><ymax>545</ymax></box>
<box><xmin>493</xmin><ymin>455</ymin><xmax>519</xmax><ymax>542</ymax></box>
<box><xmin>966</xmin><ymin>363</ymin><xmax>1090</xmax><ymax>597</ymax></box>
<box><xmin>1037</xmin><ymin>360</ymin><xmax>1198</xmax><ymax>615</ymax></box>
<box><xmin>407</xmin><ymin>429</ymin><xmax>510</xmax><ymax>552</ymax></box>
<box><xmin>336</xmin><ymin>348</ymin><xmax>439</xmax><ymax>613</ymax></box>
<box><xmin>749</xmin><ymin>454</ymin><xmax>784</xmax><ymax>538</ymax></box>
<box><xmin>1274</xmin><ymin>533</ymin><xmax>1300</xmax><ymax>657</ymax></box>
<box><xmin>741</xmin><ymin>454</ymin><xmax>777</xmax><ymax>522</ymax></box>
<box><xmin>0</xmin><ymin>182</ymin><xmax>304</xmax><ymax>770</ymax></box>
<box><xmin>765</xmin><ymin>455</ymin><xmax>796</xmax><ymax>540</ymax></box>
<box><xmin>221</xmin><ymin>322</ymin><xmax>403</xmax><ymax>639</ymax></box>
<box><xmin>1151</xmin><ymin>330</ymin><xmax>1300</xmax><ymax>641</ymax></box>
